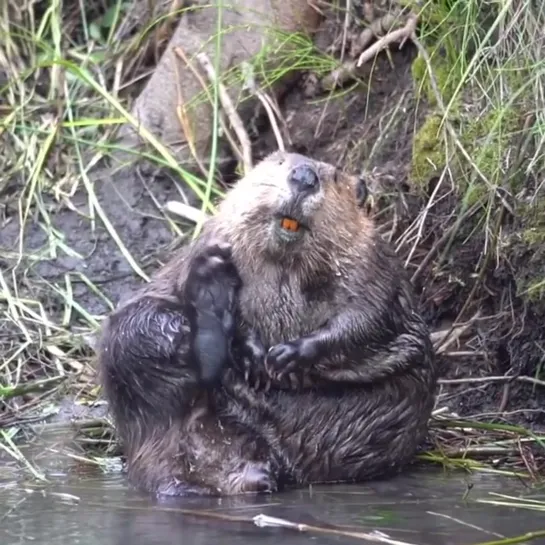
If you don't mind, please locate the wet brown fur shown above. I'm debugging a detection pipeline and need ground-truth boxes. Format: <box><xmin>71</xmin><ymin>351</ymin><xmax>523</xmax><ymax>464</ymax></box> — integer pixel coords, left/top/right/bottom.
<box><xmin>97</xmin><ymin>151</ymin><xmax>438</xmax><ymax>497</ymax></box>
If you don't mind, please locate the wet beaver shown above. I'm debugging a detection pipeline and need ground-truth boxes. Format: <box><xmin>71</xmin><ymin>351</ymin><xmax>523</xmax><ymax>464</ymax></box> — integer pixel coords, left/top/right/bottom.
<box><xmin>97</xmin><ymin>152</ymin><xmax>438</xmax><ymax>497</ymax></box>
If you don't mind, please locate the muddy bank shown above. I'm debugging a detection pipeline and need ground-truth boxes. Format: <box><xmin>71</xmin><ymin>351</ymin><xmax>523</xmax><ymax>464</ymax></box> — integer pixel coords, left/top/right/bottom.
<box><xmin>2</xmin><ymin>0</ymin><xmax>545</xmax><ymax>435</ymax></box>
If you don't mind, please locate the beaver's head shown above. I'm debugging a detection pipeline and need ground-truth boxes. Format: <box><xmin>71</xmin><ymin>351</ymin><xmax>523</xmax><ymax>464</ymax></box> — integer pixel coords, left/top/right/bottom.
<box><xmin>216</xmin><ymin>151</ymin><xmax>373</xmax><ymax>272</ymax></box>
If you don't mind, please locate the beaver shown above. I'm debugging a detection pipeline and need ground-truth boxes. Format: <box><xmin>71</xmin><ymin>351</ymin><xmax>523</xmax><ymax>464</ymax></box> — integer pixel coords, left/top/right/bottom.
<box><xmin>97</xmin><ymin>151</ymin><xmax>438</xmax><ymax>497</ymax></box>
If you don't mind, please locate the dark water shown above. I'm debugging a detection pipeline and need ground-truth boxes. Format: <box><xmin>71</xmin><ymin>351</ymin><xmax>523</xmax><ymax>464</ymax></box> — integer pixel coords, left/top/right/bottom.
<box><xmin>3</xmin><ymin>469</ymin><xmax>545</xmax><ymax>545</ymax></box>
<box><xmin>1</xmin><ymin>431</ymin><xmax>544</xmax><ymax>545</ymax></box>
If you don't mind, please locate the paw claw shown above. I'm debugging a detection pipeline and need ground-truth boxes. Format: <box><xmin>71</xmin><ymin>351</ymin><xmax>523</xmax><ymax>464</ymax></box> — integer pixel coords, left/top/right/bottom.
<box><xmin>266</xmin><ymin>342</ymin><xmax>300</xmax><ymax>376</ymax></box>
<box><xmin>288</xmin><ymin>373</ymin><xmax>297</xmax><ymax>389</ymax></box>
<box><xmin>264</xmin><ymin>339</ymin><xmax>317</xmax><ymax>390</ymax></box>
<box><xmin>236</xmin><ymin>329</ymin><xmax>269</xmax><ymax>391</ymax></box>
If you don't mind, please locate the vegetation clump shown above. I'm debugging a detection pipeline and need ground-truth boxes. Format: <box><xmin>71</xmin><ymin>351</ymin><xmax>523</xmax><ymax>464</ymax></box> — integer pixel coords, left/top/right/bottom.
<box><xmin>406</xmin><ymin>0</ymin><xmax>545</xmax><ymax>312</ymax></box>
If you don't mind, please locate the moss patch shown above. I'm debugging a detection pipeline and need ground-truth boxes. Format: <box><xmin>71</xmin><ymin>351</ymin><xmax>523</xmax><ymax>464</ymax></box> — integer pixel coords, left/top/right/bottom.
<box><xmin>411</xmin><ymin>53</ymin><xmax>461</xmax><ymax>107</ymax></box>
<box><xmin>461</xmin><ymin>108</ymin><xmax>522</xmax><ymax>200</ymax></box>
<box><xmin>511</xmin><ymin>199</ymin><xmax>545</xmax><ymax>302</ymax></box>
<box><xmin>410</xmin><ymin>108</ymin><xmax>522</xmax><ymax>195</ymax></box>
<box><xmin>410</xmin><ymin>114</ymin><xmax>445</xmax><ymax>186</ymax></box>
<box><xmin>408</xmin><ymin>0</ymin><xmax>525</xmax><ymax>192</ymax></box>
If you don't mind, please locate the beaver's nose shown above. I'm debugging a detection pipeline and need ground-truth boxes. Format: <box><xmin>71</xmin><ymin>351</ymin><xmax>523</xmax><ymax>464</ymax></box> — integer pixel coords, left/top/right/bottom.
<box><xmin>287</xmin><ymin>164</ymin><xmax>320</xmax><ymax>195</ymax></box>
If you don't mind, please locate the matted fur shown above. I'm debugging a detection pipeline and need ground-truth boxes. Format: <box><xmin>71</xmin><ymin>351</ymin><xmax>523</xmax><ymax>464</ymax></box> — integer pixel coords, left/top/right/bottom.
<box><xmin>97</xmin><ymin>152</ymin><xmax>438</xmax><ymax>496</ymax></box>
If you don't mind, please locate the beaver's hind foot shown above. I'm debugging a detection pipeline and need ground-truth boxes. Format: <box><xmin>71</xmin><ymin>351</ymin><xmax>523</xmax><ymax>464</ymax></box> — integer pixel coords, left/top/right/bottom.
<box><xmin>225</xmin><ymin>460</ymin><xmax>278</xmax><ymax>495</ymax></box>
<box><xmin>156</xmin><ymin>480</ymin><xmax>218</xmax><ymax>497</ymax></box>
<box><xmin>155</xmin><ymin>461</ymin><xmax>278</xmax><ymax>497</ymax></box>
<box><xmin>184</xmin><ymin>241</ymin><xmax>242</xmax><ymax>385</ymax></box>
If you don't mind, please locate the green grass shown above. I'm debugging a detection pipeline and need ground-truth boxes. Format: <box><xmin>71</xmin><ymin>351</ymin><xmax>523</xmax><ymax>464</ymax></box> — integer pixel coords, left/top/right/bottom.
<box><xmin>408</xmin><ymin>0</ymin><xmax>545</xmax><ymax>282</ymax></box>
<box><xmin>399</xmin><ymin>3</ymin><xmax>545</xmax><ymax>465</ymax></box>
<box><xmin>1</xmin><ymin>0</ymin><xmax>545</xmax><ymax>495</ymax></box>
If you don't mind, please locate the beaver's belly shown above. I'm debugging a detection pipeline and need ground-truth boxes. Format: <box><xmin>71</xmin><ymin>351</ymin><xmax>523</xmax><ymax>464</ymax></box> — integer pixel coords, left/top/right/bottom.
<box><xmin>237</xmin><ymin>274</ymin><xmax>332</xmax><ymax>347</ymax></box>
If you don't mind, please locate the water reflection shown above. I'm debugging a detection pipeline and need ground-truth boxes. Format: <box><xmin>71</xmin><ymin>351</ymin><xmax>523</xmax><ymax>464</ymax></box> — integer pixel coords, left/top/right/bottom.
<box><xmin>2</xmin><ymin>468</ymin><xmax>544</xmax><ymax>545</ymax></box>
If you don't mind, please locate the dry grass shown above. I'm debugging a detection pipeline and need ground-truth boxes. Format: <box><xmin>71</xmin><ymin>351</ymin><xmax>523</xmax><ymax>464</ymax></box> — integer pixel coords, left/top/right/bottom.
<box><xmin>0</xmin><ymin>0</ymin><xmax>202</xmax><ymax>472</ymax></box>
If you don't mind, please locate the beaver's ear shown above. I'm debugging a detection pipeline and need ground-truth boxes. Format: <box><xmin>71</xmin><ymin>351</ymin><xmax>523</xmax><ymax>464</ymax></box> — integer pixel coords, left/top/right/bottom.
<box><xmin>355</xmin><ymin>177</ymin><xmax>368</xmax><ymax>207</ymax></box>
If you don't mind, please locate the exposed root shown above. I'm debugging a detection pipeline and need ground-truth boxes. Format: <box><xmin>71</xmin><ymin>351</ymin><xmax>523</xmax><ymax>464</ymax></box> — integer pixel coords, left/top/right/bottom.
<box><xmin>320</xmin><ymin>10</ymin><xmax>418</xmax><ymax>90</ymax></box>
<box><xmin>356</xmin><ymin>12</ymin><xmax>418</xmax><ymax>68</ymax></box>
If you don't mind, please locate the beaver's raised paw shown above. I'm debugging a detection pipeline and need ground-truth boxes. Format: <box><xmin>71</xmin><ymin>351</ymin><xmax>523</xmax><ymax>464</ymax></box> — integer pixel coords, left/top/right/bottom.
<box><xmin>184</xmin><ymin>242</ymin><xmax>243</xmax><ymax>384</ymax></box>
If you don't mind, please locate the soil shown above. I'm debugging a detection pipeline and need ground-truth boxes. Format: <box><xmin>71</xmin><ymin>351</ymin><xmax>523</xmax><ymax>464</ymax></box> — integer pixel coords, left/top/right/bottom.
<box><xmin>2</xmin><ymin>4</ymin><xmax>545</xmax><ymax>433</ymax></box>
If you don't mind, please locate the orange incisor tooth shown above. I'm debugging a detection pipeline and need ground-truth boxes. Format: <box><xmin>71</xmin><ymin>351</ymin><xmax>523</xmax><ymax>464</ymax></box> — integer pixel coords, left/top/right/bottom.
<box><xmin>281</xmin><ymin>218</ymin><xmax>300</xmax><ymax>232</ymax></box>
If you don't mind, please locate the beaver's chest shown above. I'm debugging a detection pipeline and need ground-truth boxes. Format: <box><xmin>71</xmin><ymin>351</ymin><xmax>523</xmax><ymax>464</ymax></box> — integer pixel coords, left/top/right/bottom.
<box><xmin>237</xmin><ymin>270</ymin><xmax>333</xmax><ymax>347</ymax></box>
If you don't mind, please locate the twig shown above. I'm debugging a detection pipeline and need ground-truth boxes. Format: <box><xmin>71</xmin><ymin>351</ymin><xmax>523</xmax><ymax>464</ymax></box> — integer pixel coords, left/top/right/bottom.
<box><xmin>29</xmin><ymin>418</ymin><xmax>111</xmax><ymax>433</ymax></box>
<box><xmin>430</xmin><ymin>315</ymin><xmax>478</xmax><ymax>354</ymax></box>
<box><xmin>439</xmin><ymin>375</ymin><xmax>545</xmax><ymax>388</ymax></box>
<box><xmin>321</xmin><ymin>12</ymin><xmax>418</xmax><ymax>90</ymax></box>
<box><xmin>426</xmin><ymin>511</ymin><xmax>503</xmax><ymax>539</ymax></box>
<box><xmin>241</xmin><ymin>62</ymin><xmax>286</xmax><ymax>151</ymax></box>
<box><xmin>253</xmin><ymin>514</ymin><xmax>418</xmax><ymax>545</ymax></box>
<box><xmin>431</xmin><ymin>446</ymin><xmax>521</xmax><ymax>457</ymax></box>
<box><xmin>173</xmin><ymin>46</ymin><xmax>245</xmax><ymax>169</ymax></box>
<box><xmin>351</xmin><ymin>12</ymin><xmax>399</xmax><ymax>58</ymax></box>
<box><xmin>254</xmin><ymin>91</ymin><xmax>286</xmax><ymax>151</ymax></box>
<box><xmin>0</xmin><ymin>375</ymin><xmax>68</xmax><ymax>400</ymax></box>
<box><xmin>340</xmin><ymin>0</ymin><xmax>352</xmax><ymax>63</ymax></box>
<box><xmin>83</xmin><ymin>501</ymin><xmax>419</xmax><ymax>544</ymax></box>
<box><xmin>468</xmin><ymin>529</ymin><xmax>545</xmax><ymax>545</ymax></box>
<box><xmin>195</xmin><ymin>52</ymin><xmax>253</xmax><ymax>174</ymax></box>
<box><xmin>164</xmin><ymin>200</ymin><xmax>209</xmax><ymax>224</ymax></box>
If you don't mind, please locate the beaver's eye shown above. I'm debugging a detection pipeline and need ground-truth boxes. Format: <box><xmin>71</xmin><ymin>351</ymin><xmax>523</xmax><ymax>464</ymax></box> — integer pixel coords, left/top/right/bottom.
<box><xmin>356</xmin><ymin>177</ymin><xmax>368</xmax><ymax>207</ymax></box>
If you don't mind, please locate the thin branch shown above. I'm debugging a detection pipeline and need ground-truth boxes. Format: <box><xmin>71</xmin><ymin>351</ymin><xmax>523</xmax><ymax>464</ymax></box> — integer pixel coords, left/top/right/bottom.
<box><xmin>173</xmin><ymin>46</ymin><xmax>244</xmax><ymax>171</ymax></box>
<box><xmin>195</xmin><ymin>51</ymin><xmax>253</xmax><ymax>174</ymax></box>
<box><xmin>439</xmin><ymin>375</ymin><xmax>545</xmax><ymax>388</ymax></box>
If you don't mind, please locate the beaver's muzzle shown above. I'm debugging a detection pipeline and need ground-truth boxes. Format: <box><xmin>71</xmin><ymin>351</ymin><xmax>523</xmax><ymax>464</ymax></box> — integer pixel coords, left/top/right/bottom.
<box><xmin>287</xmin><ymin>164</ymin><xmax>320</xmax><ymax>197</ymax></box>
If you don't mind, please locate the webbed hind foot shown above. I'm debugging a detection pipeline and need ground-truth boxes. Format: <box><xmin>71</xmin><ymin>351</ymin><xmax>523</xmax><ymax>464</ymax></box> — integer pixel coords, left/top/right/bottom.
<box><xmin>184</xmin><ymin>241</ymin><xmax>242</xmax><ymax>385</ymax></box>
<box><xmin>156</xmin><ymin>479</ymin><xmax>219</xmax><ymax>497</ymax></box>
<box><xmin>226</xmin><ymin>460</ymin><xmax>278</xmax><ymax>495</ymax></box>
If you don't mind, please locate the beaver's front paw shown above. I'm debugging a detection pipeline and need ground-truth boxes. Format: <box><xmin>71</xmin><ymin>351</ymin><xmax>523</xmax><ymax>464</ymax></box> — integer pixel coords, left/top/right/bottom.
<box><xmin>265</xmin><ymin>337</ymin><xmax>318</xmax><ymax>380</ymax></box>
<box><xmin>238</xmin><ymin>333</ymin><xmax>270</xmax><ymax>390</ymax></box>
